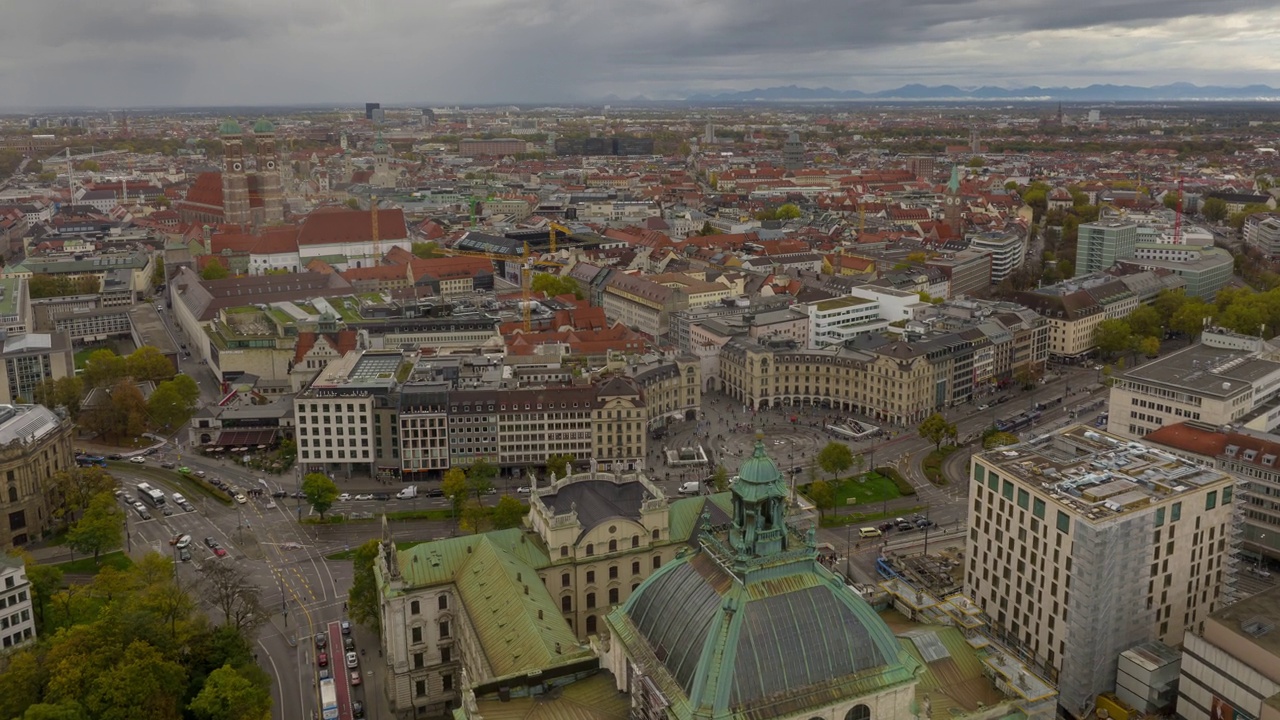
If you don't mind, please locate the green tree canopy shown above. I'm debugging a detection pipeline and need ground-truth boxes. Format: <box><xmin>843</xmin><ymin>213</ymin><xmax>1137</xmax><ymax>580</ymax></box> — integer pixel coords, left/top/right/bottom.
<box><xmin>66</xmin><ymin>492</ymin><xmax>123</xmax><ymax>562</ymax></box>
<box><xmin>1094</xmin><ymin>318</ymin><xmax>1134</xmax><ymax>359</ymax></box>
<box><xmin>491</xmin><ymin>495</ymin><xmax>527</xmax><ymax>530</ymax></box>
<box><xmin>201</xmin><ymin>259</ymin><xmax>229</xmax><ymax>281</ymax></box>
<box><xmin>86</xmin><ymin>640</ymin><xmax>187</xmax><ymax>720</ymax></box>
<box><xmin>530</xmin><ymin>273</ymin><xmax>583</xmax><ymax>300</ymax></box>
<box><xmin>545</xmin><ymin>453</ymin><xmax>574</xmax><ymax>479</ymax></box>
<box><xmin>82</xmin><ymin>349</ymin><xmax>126</xmax><ymax>388</ymax></box>
<box><xmin>1127</xmin><ymin>305</ymin><xmax>1163</xmax><ymax>340</ymax></box>
<box><xmin>301</xmin><ymin>473</ymin><xmax>339</xmax><ymax>518</ymax></box>
<box><xmin>187</xmin><ymin>664</ymin><xmax>271</xmax><ymax>720</ymax></box>
<box><xmin>1202</xmin><ymin>197</ymin><xmax>1228</xmax><ymax>222</ymax></box>
<box><xmin>775</xmin><ymin>203</ymin><xmax>802</xmax><ymax>220</ymax></box>
<box><xmin>918</xmin><ymin>412</ymin><xmax>957</xmax><ymax>451</ymax></box>
<box><xmin>806</xmin><ymin>479</ymin><xmax>835</xmax><ymax>520</ymax></box>
<box><xmin>816</xmin><ymin>442</ymin><xmax>853</xmax><ymax>480</ymax></box>
<box><xmin>711</xmin><ymin>464</ymin><xmax>730</xmax><ymax>492</ymax></box>
<box><xmin>49</xmin><ymin>466</ymin><xmax>115</xmax><ymax>526</ymax></box>
<box><xmin>466</xmin><ymin>459</ymin><xmax>497</xmax><ymax>500</ymax></box>
<box><xmin>126</xmin><ymin>346</ymin><xmax>176</xmax><ymax>382</ymax></box>
<box><xmin>1171</xmin><ymin>298</ymin><xmax>1214</xmax><ymax>342</ymax></box>
<box><xmin>348</xmin><ymin>539</ymin><xmax>382</xmax><ymax>636</ymax></box>
<box><xmin>441</xmin><ymin>467</ymin><xmax>468</xmax><ymax>517</ymax></box>
<box><xmin>1138</xmin><ymin>336</ymin><xmax>1161</xmax><ymax>358</ymax></box>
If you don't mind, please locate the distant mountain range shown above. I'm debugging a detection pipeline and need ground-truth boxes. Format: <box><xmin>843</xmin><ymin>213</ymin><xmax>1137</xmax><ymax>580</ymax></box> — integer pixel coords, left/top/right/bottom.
<box><xmin>685</xmin><ymin>83</ymin><xmax>1280</xmax><ymax>103</ymax></box>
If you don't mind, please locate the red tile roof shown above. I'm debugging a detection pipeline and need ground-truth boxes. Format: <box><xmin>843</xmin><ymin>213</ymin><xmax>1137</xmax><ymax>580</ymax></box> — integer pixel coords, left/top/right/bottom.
<box><xmin>297</xmin><ymin>207</ymin><xmax>408</xmax><ymax>246</ymax></box>
<box><xmin>183</xmin><ymin>172</ymin><xmax>224</xmax><ymax>208</ymax></box>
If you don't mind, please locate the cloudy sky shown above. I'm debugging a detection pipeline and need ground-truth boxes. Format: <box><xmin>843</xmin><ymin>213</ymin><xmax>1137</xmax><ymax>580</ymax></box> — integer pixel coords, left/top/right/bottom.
<box><xmin>2</xmin><ymin>0</ymin><xmax>1277</xmax><ymax>108</ymax></box>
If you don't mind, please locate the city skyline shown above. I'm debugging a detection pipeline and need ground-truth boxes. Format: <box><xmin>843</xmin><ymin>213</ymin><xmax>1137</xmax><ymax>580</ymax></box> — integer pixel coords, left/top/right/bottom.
<box><xmin>1</xmin><ymin>0</ymin><xmax>1278</xmax><ymax>108</ymax></box>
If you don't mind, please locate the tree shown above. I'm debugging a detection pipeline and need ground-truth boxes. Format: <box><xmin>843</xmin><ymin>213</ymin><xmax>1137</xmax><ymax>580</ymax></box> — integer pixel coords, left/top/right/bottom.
<box><xmin>188</xmin><ymin>664</ymin><xmax>271</xmax><ymax>720</ymax></box>
<box><xmin>1163</xmin><ymin>192</ymin><xmax>1182</xmax><ymax>210</ymax></box>
<box><xmin>1138</xmin><ymin>336</ymin><xmax>1161</xmax><ymax>358</ymax></box>
<box><xmin>491</xmin><ymin>495</ymin><xmax>526</xmax><ymax>530</ymax></box>
<box><xmin>466</xmin><ymin>459</ymin><xmax>497</xmax><ymax>500</ymax></box>
<box><xmin>201</xmin><ymin>259</ymin><xmax>229</xmax><ymax>281</ymax></box>
<box><xmin>459</xmin><ymin>499</ymin><xmax>488</xmax><ymax>534</ymax></box>
<box><xmin>1202</xmin><ymin>197</ymin><xmax>1229</xmax><ymax>222</ymax></box>
<box><xmin>82</xmin><ymin>379</ymin><xmax>148</xmax><ymax>441</ymax></box>
<box><xmin>967</xmin><ymin>156</ymin><xmax>985</xmax><ymax>168</ymax></box>
<box><xmin>126</xmin><ymin>346</ymin><xmax>176</xmax><ymax>382</ymax></box>
<box><xmin>816</xmin><ymin>442</ymin><xmax>853</xmax><ymax>480</ymax></box>
<box><xmin>711</xmin><ymin>464</ymin><xmax>730</xmax><ymax>492</ymax></box>
<box><xmin>35</xmin><ymin>376</ymin><xmax>84</xmax><ymax>415</ymax></box>
<box><xmin>1171</xmin><ymin>299</ymin><xmax>1214</xmax><ymax>343</ymax></box>
<box><xmin>1094</xmin><ymin>318</ymin><xmax>1133</xmax><ymax>359</ymax></box>
<box><xmin>441</xmin><ymin>467</ymin><xmax>468</xmax><ymax>521</ymax></box>
<box><xmin>775</xmin><ymin>203</ymin><xmax>802</xmax><ymax>220</ymax></box>
<box><xmin>1153</xmin><ymin>289</ymin><xmax>1188</xmax><ymax>326</ymax></box>
<box><xmin>0</xmin><ymin>644</ymin><xmax>49</xmax><ymax>719</ymax></box>
<box><xmin>82</xmin><ymin>349</ymin><xmax>126</xmax><ymax>388</ymax></box>
<box><xmin>50</xmin><ymin>466</ymin><xmax>115</xmax><ymax>526</ymax></box>
<box><xmin>348</xmin><ymin>540</ymin><xmax>382</xmax><ymax>636</ymax></box>
<box><xmin>20</xmin><ymin>554</ymin><xmax>63</xmax><ymax>628</ymax></box>
<box><xmin>201</xmin><ymin>562</ymin><xmax>270</xmax><ymax>636</ymax></box>
<box><xmin>545</xmin><ymin>453</ymin><xmax>573</xmax><ymax>479</ymax></box>
<box><xmin>1127</xmin><ymin>305</ymin><xmax>1162</xmax><ymax>340</ymax></box>
<box><xmin>983</xmin><ymin>431</ymin><xmax>1021</xmax><ymax>449</ymax></box>
<box><xmin>530</xmin><ymin>273</ymin><xmax>583</xmax><ymax>300</ymax></box>
<box><xmin>411</xmin><ymin>242</ymin><xmax>444</xmax><ymax>259</ymax></box>
<box><xmin>147</xmin><ymin>376</ymin><xmax>199</xmax><ymax>429</ymax></box>
<box><xmin>1056</xmin><ymin>258</ymin><xmax>1074</xmax><ymax>278</ymax></box>
<box><xmin>345</xmin><ymin>197</ymin><xmax>361</xmax><ymax>209</ymax></box>
<box><xmin>150</xmin><ymin>257</ymin><xmax>165</xmax><ymax>287</ymax></box>
<box><xmin>807</xmin><ymin>480</ymin><xmax>836</xmax><ymax>520</ymax></box>
<box><xmin>21</xmin><ymin>701</ymin><xmax>87</xmax><ymax>720</ymax></box>
<box><xmin>301</xmin><ymin>473</ymin><xmax>339</xmax><ymax>518</ymax></box>
<box><xmin>66</xmin><ymin>492</ymin><xmax>123</xmax><ymax>563</ymax></box>
<box><xmin>918</xmin><ymin>412</ymin><xmax>957</xmax><ymax>452</ymax></box>
<box><xmin>86</xmin><ymin>640</ymin><xmax>187</xmax><ymax>720</ymax></box>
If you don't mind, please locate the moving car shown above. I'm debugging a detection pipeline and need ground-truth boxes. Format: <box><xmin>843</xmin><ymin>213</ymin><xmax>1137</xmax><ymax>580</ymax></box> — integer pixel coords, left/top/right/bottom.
<box><xmin>178</xmin><ymin>547</ymin><xmax>192</xmax><ymax>562</ymax></box>
<box><xmin>352</xmin><ymin>701</ymin><xmax>365</xmax><ymax>719</ymax></box>
<box><xmin>271</xmin><ymin>491</ymin><xmax>287</xmax><ymax>499</ymax></box>
<box><xmin>317</xmin><ymin>651</ymin><xmax>328</xmax><ymax>667</ymax></box>
<box><xmin>353</xmin><ymin>493</ymin><xmax>374</xmax><ymax>501</ymax></box>
<box><xmin>337</xmin><ymin>493</ymin><xmax>352</xmax><ymax>502</ymax></box>
<box><xmin>171</xmin><ymin>534</ymin><xmax>192</xmax><ymax>548</ymax></box>
<box><xmin>234</xmin><ymin>493</ymin><xmax>247</xmax><ymax>504</ymax></box>
<box><xmin>678</xmin><ymin>481</ymin><xmax>702</xmax><ymax>495</ymax></box>
<box><xmin>160</xmin><ymin>461</ymin><xmax>177</xmax><ymax>469</ymax></box>
<box><xmin>161</xmin><ymin>505</ymin><xmax>174</xmax><ymax>517</ymax></box>
<box><xmin>129</xmin><ymin>456</ymin><xmax>146</xmax><ymax>464</ymax></box>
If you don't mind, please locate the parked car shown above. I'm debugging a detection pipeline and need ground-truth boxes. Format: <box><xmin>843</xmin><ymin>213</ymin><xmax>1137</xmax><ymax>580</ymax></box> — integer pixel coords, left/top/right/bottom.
<box><xmin>213</xmin><ymin>546</ymin><xmax>227</xmax><ymax>558</ymax></box>
<box><xmin>516</xmin><ymin>486</ymin><xmax>531</xmax><ymax>494</ymax></box>
<box><xmin>345</xmin><ymin>651</ymin><xmax>358</xmax><ymax>669</ymax></box>
<box><xmin>178</xmin><ymin>547</ymin><xmax>192</xmax><ymax>562</ymax></box>
<box><xmin>372</xmin><ymin>493</ymin><xmax>390</xmax><ymax>501</ymax></box>
<box><xmin>343</xmin><ymin>636</ymin><xmax>355</xmax><ymax>652</ymax></box>
<box><xmin>204</xmin><ymin>536</ymin><xmax>218</xmax><ymax>548</ymax></box>
<box><xmin>315</xmin><ymin>633</ymin><xmax>327</xmax><ymax>648</ymax></box>
<box><xmin>234</xmin><ymin>494</ymin><xmax>247</xmax><ymax>504</ymax></box>
<box><xmin>353</xmin><ymin>493</ymin><xmax>373</xmax><ymax>501</ymax></box>
<box><xmin>337</xmin><ymin>493</ymin><xmax>352</xmax><ymax>502</ymax></box>
<box><xmin>352</xmin><ymin>701</ymin><xmax>364</xmax><ymax>719</ymax></box>
<box><xmin>349</xmin><ymin>670</ymin><xmax>361</xmax><ymax>686</ymax></box>
<box><xmin>424</xmin><ymin>488</ymin><xmax>444</xmax><ymax>498</ymax></box>
<box><xmin>171</xmin><ymin>534</ymin><xmax>192</xmax><ymax>548</ymax></box>
<box><xmin>318</xmin><ymin>667</ymin><xmax>331</xmax><ymax>681</ymax></box>
<box><xmin>341</xmin><ymin>621</ymin><xmax>351</xmax><ymax>635</ymax></box>
<box><xmin>107</xmin><ymin>454</ymin><xmax>123</xmax><ymax>460</ymax></box>
<box><xmin>317</xmin><ymin>652</ymin><xmax>328</xmax><ymax>667</ymax></box>
<box><xmin>161</xmin><ymin>505</ymin><xmax>174</xmax><ymax>517</ymax></box>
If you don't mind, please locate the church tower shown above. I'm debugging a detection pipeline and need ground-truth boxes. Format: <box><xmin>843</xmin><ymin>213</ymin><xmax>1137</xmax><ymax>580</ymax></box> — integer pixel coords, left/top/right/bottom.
<box><xmin>253</xmin><ymin>119</ymin><xmax>284</xmax><ymax>224</ymax></box>
<box><xmin>944</xmin><ymin>165</ymin><xmax>963</xmax><ymax>237</ymax></box>
<box><xmin>219</xmin><ymin>119</ymin><xmax>250</xmax><ymax>226</ymax></box>
<box><xmin>728</xmin><ymin>433</ymin><xmax>791</xmax><ymax>559</ymax></box>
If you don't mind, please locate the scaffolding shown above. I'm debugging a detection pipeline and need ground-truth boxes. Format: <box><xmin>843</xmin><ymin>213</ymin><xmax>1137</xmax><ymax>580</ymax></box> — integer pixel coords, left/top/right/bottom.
<box><xmin>1222</xmin><ymin>473</ymin><xmax>1248</xmax><ymax>607</ymax></box>
<box><xmin>1058</xmin><ymin>515</ymin><xmax>1155</xmax><ymax>718</ymax></box>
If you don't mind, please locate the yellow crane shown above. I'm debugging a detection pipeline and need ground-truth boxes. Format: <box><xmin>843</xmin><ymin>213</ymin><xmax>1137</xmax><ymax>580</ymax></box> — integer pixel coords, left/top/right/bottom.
<box><xmin>548</xmin><ymin>221</ymin><xmax>572</xmax><ymax>254</ymax></box>
<box><xmin>444</xmin><ymin>244</ymin><xmax>537</xmax><ymax>332</ymax></box>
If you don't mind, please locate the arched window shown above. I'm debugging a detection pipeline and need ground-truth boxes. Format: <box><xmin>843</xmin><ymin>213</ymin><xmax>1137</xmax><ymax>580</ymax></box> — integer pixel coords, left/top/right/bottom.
<box><xmin>651</xmin><ymin>528</ymin><xmax>660</xmax><ymax>540</ymax></box>
<box><xmin>586</xmin><ymin>615</ymin><xmax>597</xmax><ymax>634</ymax></box>
<box><xmin>586</xmin><ymin>543</ymin><xmax>594</xmax><ymax>556</ymax></box>
<box><xmin>560</xmin><ymin>545</ymin><xmax>569</xmax><ymax>557</ymax></box>
<box><xmin>561</xmin><ymin>596</ymin><xmax>572</xmax><ymax>612</ymax></box>
<box><xmin>632</xmin><ymin>535</ymin><xmax>640</xmax><ymax>548</ymax></box>
<box><xmin>7</xmin><ymin>486</ymin><xmax>16</xmax><ymax>502</ymax></box>
<box><xmin>586</xmin><ymin>592</ymin><xmax>596</xmax><ymax>609</ymax></box>
<box><xmin>608</xmin><ymin>539</ymin><xmax>617</xmax><ymax>553</ymax></box>
<box><xmin>845</xmin><ymin>704</ymin><xmax>871</xmax><ymax>720</ymax></box>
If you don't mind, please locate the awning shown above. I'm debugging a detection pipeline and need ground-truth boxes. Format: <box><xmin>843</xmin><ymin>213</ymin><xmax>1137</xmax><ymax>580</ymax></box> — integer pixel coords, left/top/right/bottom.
<box><xmin>213</xmin><ymin>429</ymin><xmax>279</xmax><ymax>447</ymax></box>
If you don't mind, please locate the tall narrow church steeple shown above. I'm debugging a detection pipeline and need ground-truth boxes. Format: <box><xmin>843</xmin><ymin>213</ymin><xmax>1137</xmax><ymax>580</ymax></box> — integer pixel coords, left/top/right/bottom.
<box><xmin>219</xmin><ymin>119</ymin><xmax>250</xmax><ymax>227</ymax></box>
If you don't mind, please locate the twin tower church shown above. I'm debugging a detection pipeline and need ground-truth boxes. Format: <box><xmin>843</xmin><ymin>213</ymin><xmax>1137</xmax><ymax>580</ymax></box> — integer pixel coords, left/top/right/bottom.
<box><xmin>176</xmin><ymin>119</ymin><xmax>285</xmax><ymax>227</ymax></box>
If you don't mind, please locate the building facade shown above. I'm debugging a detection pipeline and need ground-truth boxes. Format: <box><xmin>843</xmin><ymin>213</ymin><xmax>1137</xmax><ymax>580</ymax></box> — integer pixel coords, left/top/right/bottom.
<box><xmin>1075</xmin><ymin>221</ymin><xmax>1137</xmax><ymax>276</ymax></box>
<box><xmin>0</xmin><ymin>554</ymin><xmax>36</xmax><ymax>653</ymax></box>
<box><xmin>964</xmin><ymin>425</ymin><xmax>1236</xmax><ymax>718</ymax></box>
<box><xmin>1175</xmin><ymin>586</ymin><xmax>1280</xmax><ymax>720</ymax></box>
<box><xmin>0</xmin><ymin>333</ymin><xmax>74</xmax><ymax>405</ymax></box>
<box><xmin>0</xmin><ymin>405</ymin><xmax>76</xmax><ymax>550</ymax></box>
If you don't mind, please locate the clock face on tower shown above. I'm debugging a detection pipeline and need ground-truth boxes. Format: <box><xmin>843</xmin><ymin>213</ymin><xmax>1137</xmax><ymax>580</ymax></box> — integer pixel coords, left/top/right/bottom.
<box><xmin>266</xmin><ymin>161</ymin><xmax>275</xmax><ymax>170</ymax></box>
<box><xmin>232</xmin><ymin>162</ymin><xmax>242</xmax><ymax>172</ymax></box>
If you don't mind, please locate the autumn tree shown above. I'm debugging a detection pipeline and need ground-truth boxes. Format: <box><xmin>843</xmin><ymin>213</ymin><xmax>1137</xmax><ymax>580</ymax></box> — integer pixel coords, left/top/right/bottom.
<box><xmin>50</xmin><ymin>466</ymin><xmax>116</xmax><ymax>526</ymax></box>
<box><xmin>711</xmin><ymin>464</ymin><xmax>730</xmax><ymax>492</ymax></box>
<box><xmin>66</xmin><ymin>492</ymin><xmax>123</xmax><ymax>563</ymax></box>
<box><xmin>125</xmin><ymin>346</ymin><xmax>176</xmax><ymax>382</ymax></box>
<box><xmin>459</xmin><ymin>499</ymin><xmax>488</xmax><ymax>534</ymax></box>
<box><xmin>816</xmin><ymin>442</ymin><xmax>853</xmax><ymax>480</ymax></box>
<box><xmin>918</xmin><ymin>412</ymin><xmax>957</xmax><ymax>452</ymax></box>
<box><xmin>491</xmin><ymin>495</ymin><xmax>526</xmax><ymax>530</ymax></box>
<box><xmin>806</xmin><ymin>480</ymin><xmax>835</xmax><ymax>521</ymax></box>
<box><xmin>1202</xmin><ymin>197</ymin><xmax>1228</xmax><ymax>222</ymax></box>
<box><xmin>347</xmin><ymin>539</ymin><xmax>381</xmax><ymax>636</ymax></box>
<box><xmin>1171</xmin><ymin>298</ymin><xmax>1214</xmax><ymax>343</ymax></box>
<box><xmin>81</xmin><ymin>378</ymin><xmax>148</xmax><ymax>442</ymax></box>
<box><xmin>85</xmin><ymin>640</ymin><xmax>187</xmax><ymax>720</ymax></box>
<box><xmin>1094</xmin><ymin>319</ymin><xmax>1133</xmax><ymax>359</ymax></box>
<box><xmin>1138</xmin><ymin>336</ymin><xmax>1161</xmax><ymax>358</ymax></box>
<box><xmin>301</xmin><ymin>473</ymin><xmax>339</xmax><ymax>518</ymax></box>
<box><xmin>441</xmin><ymin>467</ymin><xmax>468</xmax><ymax>522</ymax></box>
<box><xmin>530</xmin><ymin>273</ymin><xmax>583</xmax><ymax>300</ymax></box>
<box><xmin>33</xmin><ymin>376</ymin><xmax>84</xmax><ymax>415</ymax></box>
<box><xmin>1127</xmin><ymin>305</ymin><xmax>1162</xmax><ymax>340</ymax></box>
<box><xmin>188</xmin><ymin>664</ymin><xmax>271</xmax><ymax>720</ymax></box>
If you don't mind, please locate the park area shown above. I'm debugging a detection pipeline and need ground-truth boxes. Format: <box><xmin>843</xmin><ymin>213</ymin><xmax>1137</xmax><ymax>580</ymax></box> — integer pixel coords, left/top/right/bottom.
<box><xmin>799</xmin><ymin>466</ymin><xmax>917</xmax><ymax>527</ymax></box>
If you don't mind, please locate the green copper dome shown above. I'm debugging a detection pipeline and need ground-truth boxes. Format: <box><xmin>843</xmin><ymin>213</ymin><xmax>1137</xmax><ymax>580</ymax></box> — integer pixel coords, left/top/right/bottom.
<box><xmin>733</xmin><ymin>435</ymin><xmax>787</xmax><ymax>503</ymax></box>
<box><xmin>252</xmin><ymin>119</ymin><xmax>275</xmax><ymax>134</ymax></box>
<box><xmin>218</xmin><ymin>119</ymin><xmax>243</xmax><ymax>136</ymax></box>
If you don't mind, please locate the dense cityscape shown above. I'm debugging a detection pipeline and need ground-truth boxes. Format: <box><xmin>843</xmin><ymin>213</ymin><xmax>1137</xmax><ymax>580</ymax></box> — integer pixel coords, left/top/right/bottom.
<box><xmin>0</xmin><ymin>95</ymin><xmax>1278</xmax><ymax>720</ymax></box>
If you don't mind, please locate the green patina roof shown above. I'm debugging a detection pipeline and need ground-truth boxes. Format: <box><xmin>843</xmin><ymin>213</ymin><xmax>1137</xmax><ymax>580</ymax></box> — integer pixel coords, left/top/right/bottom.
<box><xmin>732</xmin><ymin>437</ymin><xmax>787</xmax><ymax>503</ymax></box>
<box><xmin>252</xmin><ymin>119</ymin><xmax>275</xmax><ymax>134</ymax></box>
<box><xmin>608</xmin><ymin>550</ymin><xmax>920</xmax><ymax>719</ymax></box>
<box><xmin>219</xmin><ymin>119</ymin><xmax>243</xmax><ymax>136</ymax></box>
<box><xmin>947</xmin><ymin>165</ymin><xmax>962</xmax><ymax>193</ymax></box>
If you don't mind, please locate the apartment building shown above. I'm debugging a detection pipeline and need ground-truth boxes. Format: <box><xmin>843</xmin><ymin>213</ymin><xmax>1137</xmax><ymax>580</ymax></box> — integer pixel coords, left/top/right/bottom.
<box><xmin>1144</xmin><ymin>421</ymin><xmax>1280</xmax><ymax>563</ymax></box>
<box><xmin>601</xmin><ymin>272</ymin><xmax>687</xmax><ymax>340</ymax></box>
<box><xmin>1244</xmin><ymin>213</ymin><xmax>1280</xmax><ymax>259</ymax></box>
<box><xmin>0</xmin><ymin>554</ymin><xmax>35</xmax><ymax>652</ymax></box>
<box><xmin>495</xmin><ymin>386</ymin><xmax>597</xmax><ymax>468</ymax></box>
<box><xmin>965</xmin><ymin>425</ymin><xmax>1237</xmax><ymax>718</ymax></box>
<box><xmin>1016</xmin><ymin>277</ymin><xmax>1136</xmax><ymax>362</ymax></box>
<box><xmin>0</xmin><ymin>278</ymin><xmax>30</xmax><ymax>337</ymax></box>
<box><xmin>927</xmin><ymin>249</ymin><xmax>992</xmax><ymax>297</ymax></box>
<box><xmin>969</xmin><ymin>230</ymin><xmax>1027</xmax><ymax>283</ymax></box>
<box><xmin>0</xmin><ymin>405</ymin><xmax>76</xmax><ymax>550</ymax></box>
<box><xmin>1175</xmin><ymin>586</ymin><xmax>1280</xmax><ymax>720</ymax></box>
<box><xmin>1107</xmin><ymin>343</ymin><xmax>1280</xmax><ymax>440</ymax></box>
<box><xmin>1075</xmin><ymin>221</ymin><xmax>1137</xmax><ymax>276</ymax></box>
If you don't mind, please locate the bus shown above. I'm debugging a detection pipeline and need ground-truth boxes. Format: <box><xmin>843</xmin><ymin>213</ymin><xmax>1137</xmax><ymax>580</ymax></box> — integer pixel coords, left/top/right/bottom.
<box><xmin>319</xmin><ymin>678</ymin><xmax>338</xmax><ymax>720</ymax></box>
<box><xmin>135</xmin><ymin>482</ymin><xmax>167</xmax><ymax>508</ymax></box>
<box><xmin>996</xmin><ymin>410</ymin><xmax>1042</xmax><ymax>433</ymax></box>
<box><xmin>76</xmin><ymin>455</ymin><xmax>106</xmax><ymax>467</ymax></box>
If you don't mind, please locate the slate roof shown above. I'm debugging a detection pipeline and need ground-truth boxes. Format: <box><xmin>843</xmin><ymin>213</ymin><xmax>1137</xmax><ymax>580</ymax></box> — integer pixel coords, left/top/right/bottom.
<box><xmin>542</xmin><ymin>480</ymin><xmax>648</xmax><ymax>542</ymax></box>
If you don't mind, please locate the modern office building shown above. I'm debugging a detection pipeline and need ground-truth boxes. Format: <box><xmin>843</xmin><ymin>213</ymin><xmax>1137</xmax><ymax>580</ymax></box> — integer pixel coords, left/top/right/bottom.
<box><xmin>1118</xmin><ymin>243</ymin><xmax>1233</xmax><ymax>300</ymax></box>
<box><xmin>1107</xmin><ymin>342</ymin><xmax>1280</xmax><ymax>440</ymax></box>
<box><xmin>805</xmin><ymin>295</ymin><xmax>889</xmax><ymax>348</ymax></box>
<box><xmin>1075</xmin><ymin>221</ymin><xmax>1138</xmax><ymax>276</ymax></box>
<box><xmin>927</xmin><ymin>249</ymin><xmax>992</xmax><ymax>297</ymax></box>
<box><xmin>295</xmin><ymin>350</ymin><xmax>406</xmax><ymax>477</ymax></box>
<box><xmin>964</xmin><ymin>425</ymin><xmax>1237</xmax><ymax>718</ymax></box>
<box><xmin>0</xmin><ymin>333</ymin><xmax>74</xmax><ymax>405</ymax></box>
<box><xmin>969</xmin><ymin>230</ymin><xmax>1026</xmax><ymax>283</ymax></box>
<box><xmin>1175</xmin><ymin>584</ymin><xmax>1280</xmax><ymax>720</ymax></box>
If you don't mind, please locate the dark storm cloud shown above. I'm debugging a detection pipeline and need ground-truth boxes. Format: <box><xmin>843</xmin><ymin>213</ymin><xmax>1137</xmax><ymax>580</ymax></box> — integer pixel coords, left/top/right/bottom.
<box><xmin>0</xmin><ymin>0</ymin><xmax>1272</xmax><ymax>107</ymax></box>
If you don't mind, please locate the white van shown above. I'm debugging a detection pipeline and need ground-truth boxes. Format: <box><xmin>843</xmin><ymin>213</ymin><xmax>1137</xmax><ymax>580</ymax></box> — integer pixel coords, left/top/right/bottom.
<box><xmin>858</xmin><ymin>527</ymin><xmax>882</xmax><ymax>539</ymax></box>
<box><xmin>678</xmin><ymin>481</ymin><xmax>702</xmax><ymax>495</ymax></box>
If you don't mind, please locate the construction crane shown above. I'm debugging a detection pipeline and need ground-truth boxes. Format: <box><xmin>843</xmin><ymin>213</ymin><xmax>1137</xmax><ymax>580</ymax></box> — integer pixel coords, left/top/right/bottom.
<box><xmin>370</xmin><ymin>195</ymin><xmax>381</xmax><ymax>263</ymax></box>
<box><xmin>443</xmin><ymin>244</ymin><xmax>538</xmax><ymax>332</ymax></box>
<box><xmin>548</xmin><ymin>221</ymin><xmax>572</xmax><ymax>254</ymax></box>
